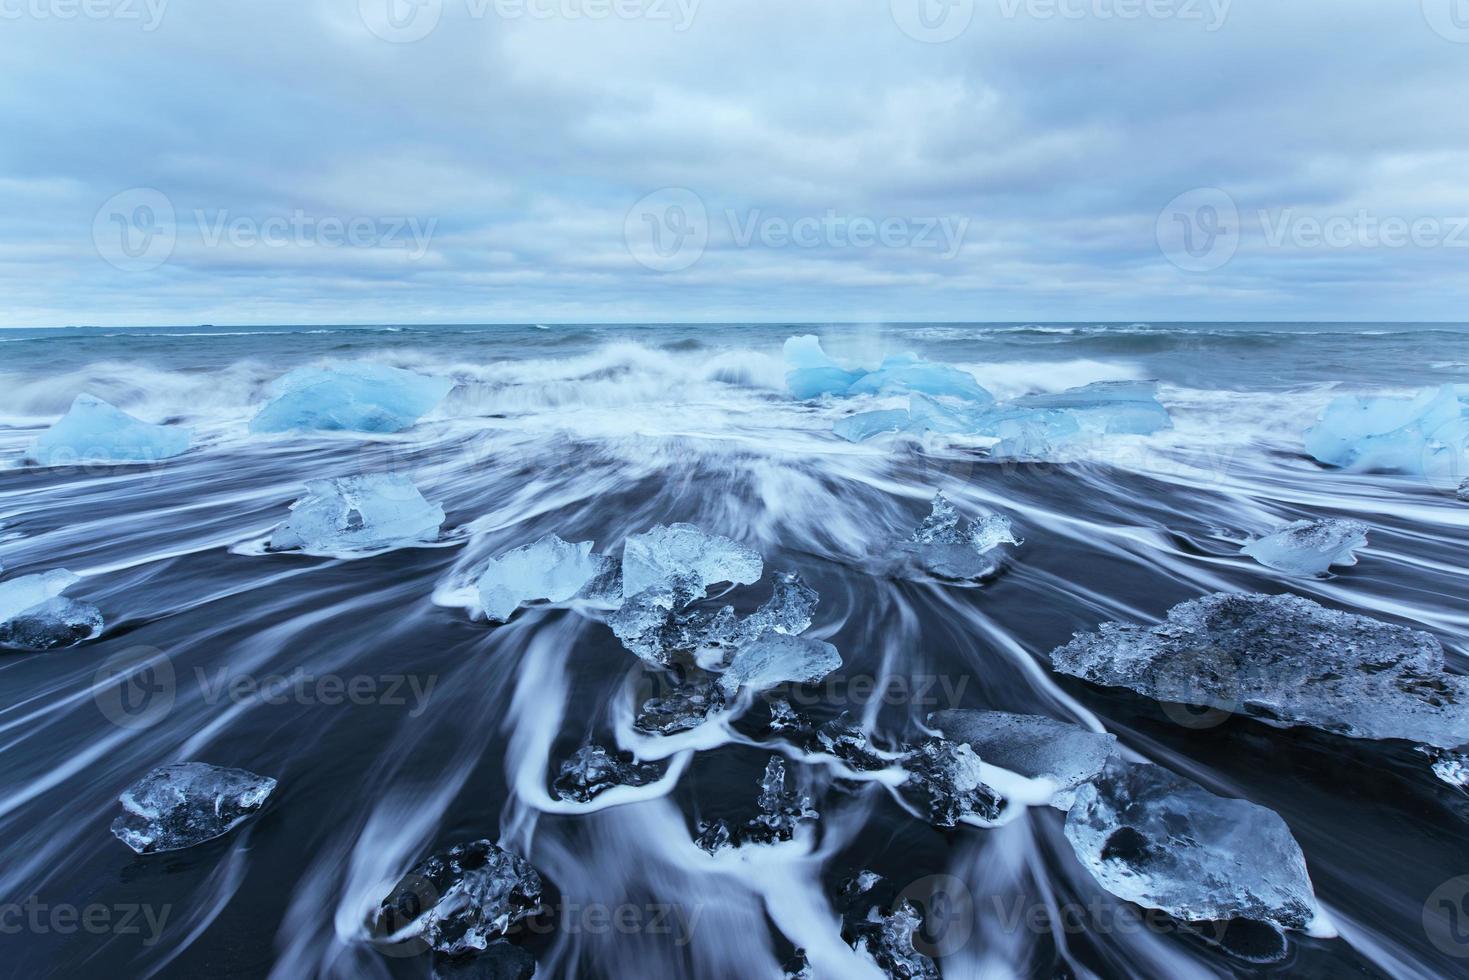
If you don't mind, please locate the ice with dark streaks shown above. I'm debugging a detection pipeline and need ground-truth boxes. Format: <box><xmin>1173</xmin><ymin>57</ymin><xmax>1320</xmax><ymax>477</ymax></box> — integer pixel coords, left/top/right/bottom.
<box><xmin>110</xmin><ymin>762</ymin><xmax>277</xmax><ymax>854</ymax></box>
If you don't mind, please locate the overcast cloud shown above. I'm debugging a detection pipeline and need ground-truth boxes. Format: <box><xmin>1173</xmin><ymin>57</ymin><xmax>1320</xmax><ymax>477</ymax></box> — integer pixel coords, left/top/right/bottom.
<box><xmin>1</xmin><ymin>0</ymin><xmax>1468</xmax><ymax>325</ymax></box>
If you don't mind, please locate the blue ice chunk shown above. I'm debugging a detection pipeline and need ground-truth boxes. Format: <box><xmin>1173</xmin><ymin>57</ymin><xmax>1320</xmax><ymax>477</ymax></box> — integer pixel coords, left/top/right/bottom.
<box><xmin>269</xmin><ymin>474</ymin><xmax>444</xmax><ymax>555</ymax></box>
<box><xmin>250</xmin><ymin>363</ymin><xmax>453</xmax><ymax>434</ymax></box>
<box><xmin>717</xmin><ymin>634</ymin><xmax>843</xmax><ymax>696</ymax></box>
<box><xmin>833</xmin><ymin>409</ymin><xmax>911</xmax><ymax>443</ymax></box>
<box><xmin>30</xmin><ymin>394</ymin><xmax>190</xmax><ymax>465</ymax></box>
<box><xmin>784</xmin><ymin>335</ymin><xmax>864</xmax><ymax>398</ymax></box>
<box><xmin>907</xmin><ymin>393</ymin><xmax>982</xmax><ymax>435</ymax></box>
<box><xmin>848</xmin><ymin>353</ymin><xmax>994</xmax><ymax>404</ymax></box>
<box><xmin>111</xmin><ymin>762</ymin><xmax>277</xmax><ymax>854</ymax></box>
<box><xmin>477</xmin><ymin>534</ymin><xmax>605</xmax><ymax>623</ymax></box>
<box><xmin>1241</xmin><ymin>519</ymin><xmax>1369</xmax><ymax>576</ymax></box>
<box><xmin>621</xmin><ymin>524</ymin><xmax>763</xmax><ymax>600</ymax></box>
<box><xmin>1304</xmin><ymin>385</ymin><xmax>1469</xmax><ymax>476</ymax></box>
<box><xmin>0</xmin><ymin>569</ymin><xmax>103</xmax><ymax>651</ymax></box>
<box><xmin>1013</xmin><ymin>380</ymin><xmax>1172</xmax><ymax>435</ymax></box>
<box><xmin>973</xmin><ymin>407</ymin><xmax>1084</xmax><ymax>459</ymax></box>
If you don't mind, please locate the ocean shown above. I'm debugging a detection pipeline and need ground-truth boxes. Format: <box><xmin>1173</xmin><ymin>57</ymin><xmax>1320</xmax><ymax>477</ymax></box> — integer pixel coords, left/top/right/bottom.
<box><xmin>1</xmin><ymin>322</ymin><xmax>1467</xmax><ymax>978</ymax></box>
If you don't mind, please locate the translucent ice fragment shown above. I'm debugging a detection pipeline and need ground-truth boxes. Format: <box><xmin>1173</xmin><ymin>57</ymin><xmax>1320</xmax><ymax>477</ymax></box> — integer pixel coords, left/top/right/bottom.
<box><xmin>1013</xmin><ymin>380</ymin><xmax>1173</xmax><ymax>435</ymax></box>
<box><xmin>250</xmin><ymin>362</ymin><xmax>453</xmax><ymax>433</ymax></box>
<box><xmin>899</xmin><ymin>738</ymin><xmax>1005</xmax><ymax>827</ymax></box>
<box><xmin>849</xmin><ymin>900</ymin><xmax>939</xmax><ymax>980</ymax></box>
<box><xmin>848</xmin><ymin>353</ymin><xmax>994</xmax><ymax>404</ymax></box>
<box><xmin>834</xmin><ymin>409</ymin><xmax>911</xmax><ymax>444</ymax></box>
<box><xmin>1304</xmin><ymin>384</ymin><xmax>1469</xmax><ymax>475</ymax></box>
<box><xmin>477</xmin><ymin>534</ymin><xmax>604</xmax><ymax>623</ymax></box>
<box><xmin>717</xmin><ymin>634</ymin><xmax>842</xmax><ymax>697</ymax></box>
<box><xmin>902</xmin><ymin>492</ymin><xmax>1018</xmax><ymax>581</ymax></box>
<box><xmin>927</xmin><ymin>710</ymin><xmax>1117</xmax><ymax>807</ymax></box>
<box><xmin>1064</xmin><ymin>760</ymin><xmax>1322</xmax><ymax>931</ymax></box>
<box><xmin>696</xmin><ymin>756</ymin><xmax>817</xmax><ymax>853</ymax></box>
<box><xmin>269</xmin><ymin>474</ymin><xmax>444</xmax><ymax>554</ymax></box>
<box><xmin>1050</xmin><ymin>592</ymin><xmax>1469</xmax><ymax>748</ymax></box>
<box><xmin>1240</xmin><ymin>519</ymin><xmax>1369</xmax><ymax>575</ymax></box>
<box><xmin>621</xmin><ymin>524</ymin><xmax>762</xmax><ymax>600</ymax></box>
<box><xmin>552</xmin><ymin>744</ymin><xmax>662</xmax><ymax>803</ymax></box>
<box><xmin>110</xmin><ymin>762</ymin><xmax>277</xmax><ymax>854</ymax></box>
<box><xmin>0</xmin><ymin>569</ymin><xmax>103</xmax><ymax>651</ymax></box>
<box><xmin>30</xmin><ymin>394</ymin><xmax>190</xmax><ymax>465</ymax></box>
<box><xmin>375</xmin><ymin>840</ymin><xmax>543</xmax><ymax>956</ymax></box>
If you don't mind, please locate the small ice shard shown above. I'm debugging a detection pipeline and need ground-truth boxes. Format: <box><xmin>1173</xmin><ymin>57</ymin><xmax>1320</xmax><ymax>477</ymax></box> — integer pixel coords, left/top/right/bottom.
<box><xmin>250</xmin><ymin>362</ymin><xmax>453</xmax><ymax>434</ymax></box>
<box><xmin>697</xmin><ymin>756</ymin><xmax>817</xmax><ymax>853</ymax></box>
<box><xmin>849</xmin><ymin>900</ymin><xmax>939</xmax><ymax>980</ymax></box>
<box><xmin>1012</xmin><ymin>380</ymin><xmax>1173</xmax><ymax>436</ymax></box>
<box><xmin>30</xmin><ymin>394</ymin><xmax>190</xmax><ymax>465</ymax></box>
<box><xmin>1304</xmin><ymin>384</ymin><xmax>1469</xmax><ymax>476</ymax></box>
<box><xmin>0</xmin><ymin>569</ymin><xmax>103</xmax><ymax>651</ymax></box>
<box><xmin>1050</xmin><ymin>592</ymin><xmax>1469</xmax><ymax>748</ymax></box>
<box><xmin>717</xmin><ymin>634</ymin><xmax>842</xmax><ymax>697</ymax></box>
<box><xmin>834</xmin><ymin>409</ymin><xmax>911</xmax><ymax>444</ymax></box>
<box><xmin>621</xmin><ymin>523</ymin><xmax>762</xmax><ymax>600</ymax></box>
<box><xmin>477</xmin><ymin>534</ymin><xmax>604</xmax><ymax>623</ymax></box>
<box><xmin>634</xmin><ymin>671</ymin><xmax>726</xmax><ymax>735</ymax></box>
<box><xmin>1240</xmin><ymin>519</ymin><xmax>1369</xmax><ymax>575</ymax></box>
<box><xmin>1417</xmin><ymin>746</ymin><xmax>1469</xmax><ymax>790</ymax></box>
<box><xmin>1064</xmin><ymin>759</ymin><xmax>1322</xmax><ymax>931</ymax></box>
<box><xmin>899</xmin><ymin>738</ymin><xmax>1005</xmax><ymax>827</ymax></box>
<box><xmin>375</xmin><ymin>840</ymin><xmax>543</xmax><ymax>956</ymax></box>
<box><xmin>927</xmin><ymin>710</ymin><xmax>1117</xmax><ymax>807</ymax></box>
<box><xmin>902</xmin><ymin>492</ymin><xmax>1018</xmax><ymax>581</ymax></box>
<box><xmin>552</xmin><ymin>744</ymin><xmax>662</xmax><ymax>803</ymax></box>
<box><xmin>110</xmin><ymin>762</ymin><xmax>277</xmax><ymax>854</ymax></box>
<box><xmin>607</xmin><ymin>585</ymin><xmax>691</xmax><ymax>667</ymax></box>
<box><xmin>812</xmin><ymin>715</ymin><xmax>891</xmax><ymax>772</ymax></box>
<box><xmin>269</xmin><ymin>474</ymin><xmax>444</xmax><ymax>554</ymax></box>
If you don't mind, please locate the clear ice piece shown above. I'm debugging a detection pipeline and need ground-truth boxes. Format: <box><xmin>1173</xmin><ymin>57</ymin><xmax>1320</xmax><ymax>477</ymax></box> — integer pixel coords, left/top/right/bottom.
<box><xmin>110</xmin><ymin>762</ymin><xmax>277</xmax><ymax>854</ymax></box>
<box><xmin>269</xmin><ymin>474</ymin><xmax>444</xmax><ymax>554</ymax></box>
<box><xmin>1064</xmin><ymin>759</ymin><xmax>1321</xmax><ymax>931</ymax></box>
<box><xmin>376</xmin><ymin>840</ymin><xmax>543</xmax><ymax>956</ymax></box>
<box><xmin>1012</xmin><ymin>380</ymin><xmax>1173</xmax><ymax>435</ymax></box>
<box><xmin>620</xmin><ymin>524</ymin><xmax>762</xmax><ymax>600</ymax></box>
<box><xmin>0</xmin><ymin>570</ymin><xmax>103</xmax><ymax>651</ymax></box>
<box><xmin>849</xmin><ymin>900</ymin><xmax>940</xmax><ymax>980</ymax></box>
<box><xmin>552</xmin><ymin>744</ymin><xmax>662</xmax><ymax>802</ymax></box>
<box><xmin>1050</xmin><ymin>592</ymin><xmax>1469</xmax><ymax>748</ymax></box>
<box><xmin>30</xmin><ymin>394</ymin><xmax>190</xmax><ymax>465</ymax></box>
<box><xmin>1304</xmin><ymin>384</ymin><xmax>1469</xmax><ymax>478</ymax></box>
<box><xmin>927</xmin><ymin>710</ymin><xmax>1116</xmax><ymax>806</ymax></box>
<box><xmin>477</xmin><ymin>534</ymin><xmax>604</xmax><ymax>623</ymax></box>
<box><xmin>717</xmin><ymin>634</ymin><xmax>843</xmax><ymax>697</ymax></box>
<box><xmin>250</xmin><ymin>362</ymin><xmax>453</xmax><ymax>434</ymax></box>
<box><xmin>1240</xmin><ymin>519</ymin><xmax>1369</xmax><ymax>575</ymax></box>
<box><xmin>834</xmin><ymin>409</ymin><xmax>911</xmax><ymax>444</ymax></box>
<box><xmin>900</xmin><ymin>738</ymin><xmax>1005</xmax><ymax>827</ymax></box>
<box><xmin>697</xmin><ymin>756</ymin><xmax>817</xmax><ymax>853</ymax></box>
<box><xmin>901</xmin><ymin>493</ymin><xmax>1017</xmax><ymax>581</ymax></box>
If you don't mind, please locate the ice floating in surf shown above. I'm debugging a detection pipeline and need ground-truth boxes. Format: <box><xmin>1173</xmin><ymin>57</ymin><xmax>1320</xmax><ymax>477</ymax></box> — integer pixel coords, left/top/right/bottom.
<box><xmin>477</xmin><ymin>534</ymin><xmax>607</xmax><ymax>623</ymax></box>
<box><xmin>249</xmin><ymin>362</ymin><xmax>453</xmax><ymax>434</ymax></box>
<box><xmin>784</xmin><ymin>335</ymin><xmax>994</xmax><ymax>403</ymax></box>
<box><xmin>1050</xmin><ymin>592</ymin><xmax>1469</xmax><ymax>748</ymax></box>
<box><xmin>1304</xmin><ymin>384</ymin><xmax>1469</xmax><ymax>478</ymax></box>
<box><xmin>716</xmin><ymin>633</ymin><xmax>842</xmax><ymax>697</ymax></box>
<box><xmin>0</xmin><ymin>568</ymin><xmax>102</xmax><ymax>651</ymax></box>
<box><xmin>927</xmin><ymin>710</ymin><xmax>1116</xmax><ymax>808</ymax></box>
<box><xmin>552</xmin><ymin>744</ymin><xmax>662</xmax><ymax>803</ymax></box>
<box><xmin>634</xmin><ymin>670</ymin><xmax>726</xmax><ymax>736</ymax></box>
<box><xmin>1240</xmin><ymin>519</ymin><xmax>1369</xmax><ymax>576</ymax></box>
<box><xmin>849</xmin><ymin>901</ymin><xmax>939</xmax><ymax>980</ymax></box>
<box><xmin>269</xmin><ymin>474</ymin><xmax>445</xmax><ymax>555</ymax></box>
<box><xmin>1064</xmin><ymin>759</ymin><xmax>1325</xmax><ymax>933</ymax></box>
<box><xmin>696</xmin><ymin>756</ymin><xmax>817</xmax><ymax>853</ymax></box>
<box><xmin>620</xmin><ymin>523</ymin><xmax>763</xmax><ymax>600</ymax></box>
<box><xmin>375</xmin><ymin>840</ymin><xmax>543</xmax><ymax>956</ymax></box>
<box><xmin>110</xmin><ymin>762</ymin><xmax>277</xmax><ymax>854</ymax></box>
<box><xmin>899</xmin><ymin>738</ymin><xmax>1005</xmax><ymax>827</ymax></box>
<box><xmin>30</xmin><ymin>393</ymin><xmax>190</xmax><ymax>466</ymax></box>
<box><xmin>898</xmin><ymin>492</ymin><xmax>1018</xmax><ymax>581</ymax></box>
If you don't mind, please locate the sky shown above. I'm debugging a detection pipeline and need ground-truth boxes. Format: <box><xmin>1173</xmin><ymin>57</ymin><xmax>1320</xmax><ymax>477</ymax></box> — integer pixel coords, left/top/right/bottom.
<box><xmin>2</xmin><ymin>0</ymin><xmax>1468</xmax><ymax>326</ymax></box>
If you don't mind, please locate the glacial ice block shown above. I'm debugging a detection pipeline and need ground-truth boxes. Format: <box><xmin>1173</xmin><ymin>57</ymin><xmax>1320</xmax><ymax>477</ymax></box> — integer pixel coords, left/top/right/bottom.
<box><xmin>1012</xmin><ymin>380</ymin><xmax>1173</xmax><ymax>435</ymax></box>
<box><xmin>249</xmin><ymin>362</ymin><xmax>453</xmax><ymax>434</ymax></box>
<box><xmin>110</xmin><ymin>762</ymin><xmax>277</xmax><ymax>854</ymax></box>
<box><xmin>1064</xmin><ymin>759</ymin><xmax>1322</xmax><ymax>931</ymax></box>
<box><xmin>30</xmin><ymin>394</ymin><xmax>190</xmax><ymax>465</ymax></box>
<box><xmin>927</xmin><ymin>710</ymin><xmax>1116</xmax><ymax>806</ymax></box>
<box><xmin>621</xmin><ymin>524</ymin><xmax>762</xmax><ymax>600</ymax></box>
<box><xmin>269</xmin><ymin>474</ymin><xmax>444</xmax><ymax>555</ymax></box>
<box><xmin>1304</xmin><ymin>384</ymin><xmax>1469</xmax><ymax>476</ymax></box>
<box><xmin>477</xmin><ymin>534</ymin><xmax>604</xmax><ymax>623</ymax></box>
<box><xmin>717</xmin><ymin>634</ymin><xmax>843</xmax><ymax>696</ymax></box>
<box><xmin>375</xmin><ymin>840</ymin><xmax>543</xmax><ymax>956</ymax></box>
<box><xmin>1240</xmin><ymin>519</ymin><xmax>1369</xmax><ymax>575</ymax></box>
<box><xmin>900</xmin><ymin>492</ymin><xmax>1018</xmax><ymax>581</ymax></box>
<box><xmin>899</xmin><ymin>738</ymin><xmax>1005</xmax><ymax>827</ymax></box>
<box><xmin>833</xmin><ymin>409</ymin><xmax>910</xmax><ymax>444</ymax></box>
<box><xmin>552</xmin><ymin>744</ymin><xmax>662</xmax><ymax>803</ymax></box>
<box><xmin>0</xmin><ymin>569</ymin><xmax>103</xmax><ymax>651</ymax></box>
<box><xmin>783</xmin><ymin>335</ymin><xmax>992</xmax><ymax>403</ymax></box>
<box><xmin>1050</xmin><ymin>592</ymin><xmax>1469</xmax><ymax>748</ymax></box>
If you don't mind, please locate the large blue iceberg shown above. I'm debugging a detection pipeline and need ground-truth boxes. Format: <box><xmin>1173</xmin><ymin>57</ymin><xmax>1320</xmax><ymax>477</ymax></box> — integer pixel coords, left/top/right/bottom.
<box><xmin>269</xmin><ymin>474</ymin><xmax>445</xmax><ymax>556</ymax></box>
<box><xmin>30</xmin><ymin>394</ymin><xmax>190</xmax><ymax>466</ymax></box>
<box><xmin>1304</xmin><ymin>385</ymin><xmax>1469</xmax><ymax>481</ymax></box>
<box><xmin>784</xmin><ymin>336</ymin><xmax>994</xmax><ymax>403</ymax></box>
<box><xmin>250</xmin><ymin>363</ymin><xmax>453</xmax><ymax>434</ymax></box>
